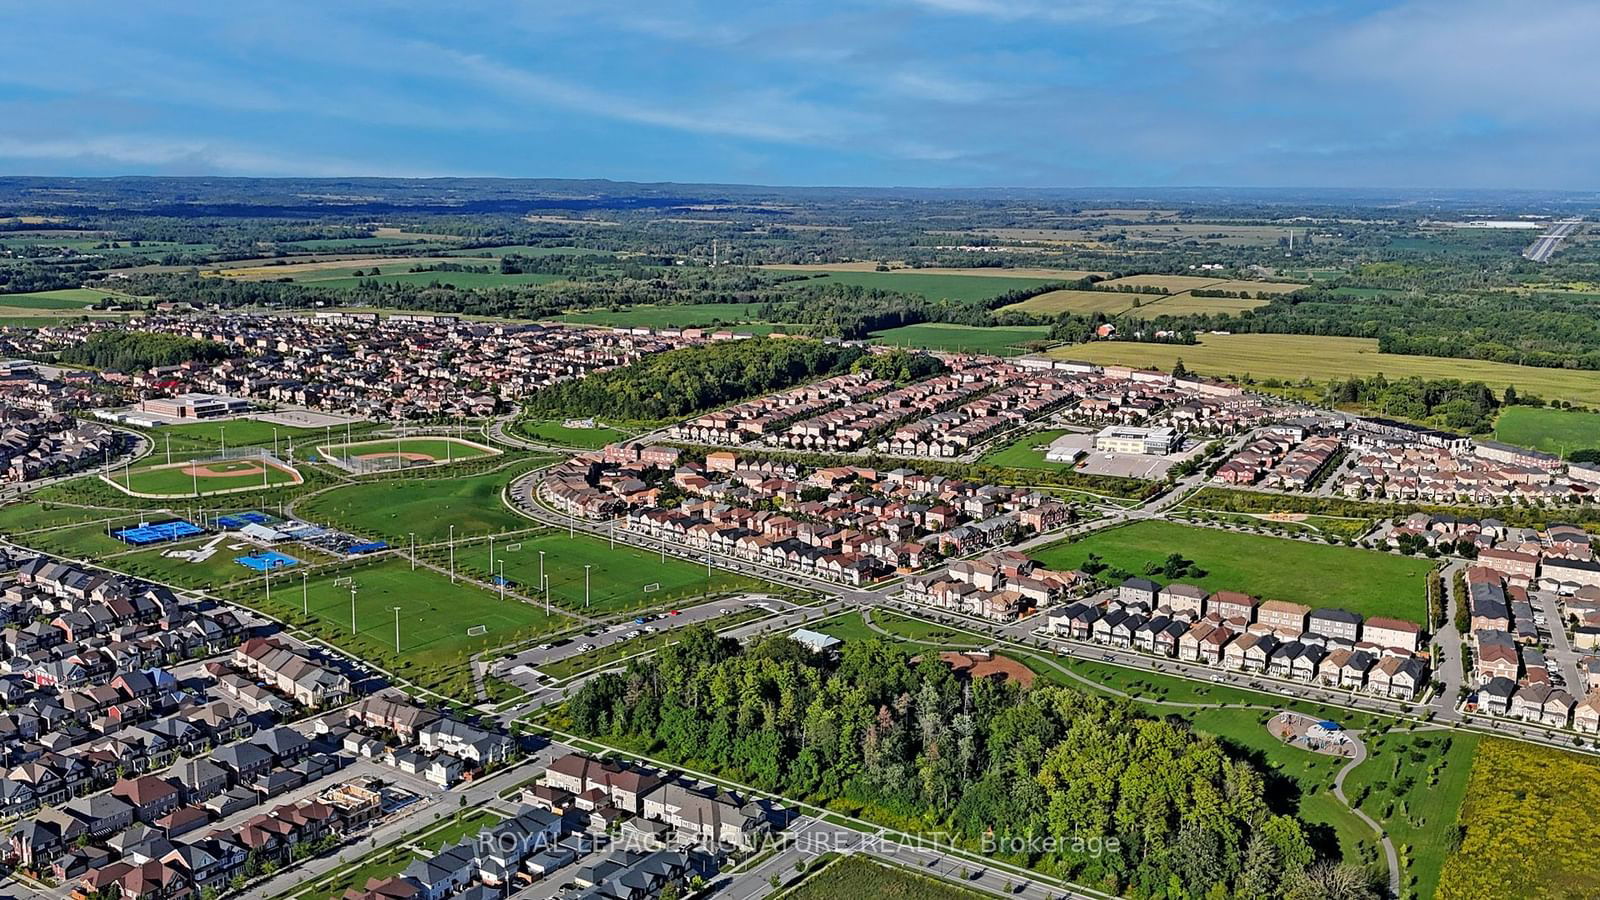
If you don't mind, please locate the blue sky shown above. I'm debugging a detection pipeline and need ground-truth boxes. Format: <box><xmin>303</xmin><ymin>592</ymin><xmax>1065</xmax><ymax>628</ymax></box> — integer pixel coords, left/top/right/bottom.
<box><xmin>0</xmin><ymin>0</ymin><xmax>1590</xmax><ymax>188</ymax></box>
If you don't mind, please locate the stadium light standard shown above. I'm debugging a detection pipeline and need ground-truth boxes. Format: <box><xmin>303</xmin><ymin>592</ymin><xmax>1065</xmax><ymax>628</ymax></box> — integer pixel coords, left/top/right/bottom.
<box><xmin>538</xmin><ymin>550</ymin><xmax>545</xmax><ymax>592</ymax></box>
<box><xmin>609</xmin><ymin>518</ymin><xmax>615</xmax><ymax>550</ymax></box>
<box><xmin>165</xmin><ymin>433</ymin><xmax>171</xmax><ymax>466</ymax></box>
<box><xmin>498</xmin><ymin>561</ymin><xmax>506</xmax><ymax>601</ymax></box>
<box><xmin>272</xmin><ymin>427</ymin><xmax>278</xmax><ymax>459</ymax></box>
<box><xmin>409</xmin><ymin>532</ymin><xmax>417</xmax><ymax>571</ymax></box>
<box><xmin>392</xmin><ymin>607</ymin><xmax>402</xmax><ymax>653</ymax></box>
<box><xmin>543</xmin><ymin>574</ymin><xmax>550</xmax><ymax>615</ymax></box>
<box><xmin>488</xmin><ymin>534</ymin><xmax>495</xmax><ymax>574</ymax></box>
<box><xmin>350</xmin><ymin>586</ymin><xmax>358</xmax><ymax>634</ymax></box>
<box><xmin>584</xmin><ymin>564</ymin><xmax>591</xmax><ymax>610</ymax></box>
<box><xmin>219</xmin><ymin>425</ymin><xmax>226</xmax><ymax>456</ymax></box>
<box><xmin>448</xmin><ymin>524</ymin><xmax>456</xmax><ymax>583</ymax></box>
<box><xmin>302</xmin><ymin>570</ymin><xmax>308</xmax><ymax>617</ymax></box>
<box><xmin>263</xmin><ymin>566</ymin><xmax>270</xmax><ymax>602</ymax></box>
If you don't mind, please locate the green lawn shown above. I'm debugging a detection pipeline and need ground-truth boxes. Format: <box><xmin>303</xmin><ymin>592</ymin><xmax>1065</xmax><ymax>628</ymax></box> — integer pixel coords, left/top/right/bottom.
<box><xmin>0</xmin><ymin>501</ymin><xmax>149</xmax><ymax>535</ymax></box>
<box><xmin>1493</xmin><ymin>405</ymin><xmax>1600</xmax><ymax>458</ymax></box>
<box><xmin>781</xmin><ymin>855</ymin><xmax>983</xmax><ymax>900</ymax></box>
<box><xmin>869</xmin><ymin>323</ymin><xmax>1053</xmax><ymax>356</ymax></box>
<box><xmin>313</xmin><ymin>437</ymin><xmax>495</xmax><ymax>468</ymax></box>
<box><xmin>537</xmin><ymin>608</ymin><xmax>768</xmax><ymax>681</ymax></box>
<box><xmin>975</xmin><ymin>429</ymin><xmax>1070</xmax><ymax>469</ymax></box>
<box><xmin>446</xmin><ymin>245</ymin><xmax>615</xmax><ymax>258</ymax></box>
<box><xmin>20</xmin><ymin>520</ymin><xmax>151</xmax><ymax>559</ymax></box>
<box><xmin>451</xmin><ymin>529</ymin><xmax>771</xmax><ymax>616</ymax></box>
<box><xmin>281</xmin><ymin>809</ymin><xmax>505</xmax><ymax>900</ymax></box>
<box><xmin>297</xmin><ymin>469</ymin><xmax>535</xmax><ymax>543</ymax></box>
<box><xmin>104</xmin><ymin>536</ymin><xmax>281</xmax><ymax>590</ymax></box>
<box><xmin>1032</xmin><ymin>520</ymin><xmax>1434</xmax><ymax>623</ymax></box>
<box><xmin>145</xmin><ymin>419</ymin><xmax>383</xmax><ymax>455</ymax></box>
<box><xmin>1344</xmin><ymin>730</ymin><xmax>1479</xmax><ymax>900</ymax></box>
<box><xmin>515</xmin><ymin>419</ymin><xmax>631</xmax><ymax>449</ymax></box>
<box><xmin>222</xmin><ymin>557</ymin><xmax>569</xmax><ymax>700</ymax></box>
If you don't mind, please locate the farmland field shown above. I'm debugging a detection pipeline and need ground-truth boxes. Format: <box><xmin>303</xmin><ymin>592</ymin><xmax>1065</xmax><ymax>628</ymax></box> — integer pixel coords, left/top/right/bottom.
<box><xmin>1126</xmin><ymin>293</ymin><xmax>1269</xmax><ymax>317</ymax></box>
<box><xmin>869</xmin><ymin>323</ymin><xmax>1052</xmax><ymax>355</ymax></box>
<box><xmin>297</xmin><ymin>468</ymin><xmax>536</xmax><ymax>543</ymax></box>
<box><xmin>224</xmin><ymin>556</ymin><xmax>569</xmax><ymax>700</ymax></box>
<box><xmin>1492</xmin><ymin>406</ymin><xmax>1600</xmax><ymax>457</ymax></box>
<box><xmin>301</xmin><ymin>269</ymin><xmax>569</xmax><ymax>290</ymax></box>
<box><xmin>0</xmin><ymin>288</ymin><xmax>120</xmax><ymax>308</ymax></box>
<box><xmin>1032</xmin><ymin>520</ymin><xmax>1434</xmax><ymax>622</ymax></box>
<box><xmin>996</xmin><ymin>289</ymin><xmax>1141</xmax><ymax>316</ymax></box>
<box><xmin>765</xmin><ymin>268</ymin><xmax>1065</xmax><ymax>302</ymax></box>
<box><xmin>450</xmin><ymin>529</ymin><xmax>770</xmax><ymax>616</ymax></box>
<box><xmin>552</xmin><ymin>302</ymin><xmax>782</xmax><ymax>330</ymax></box>
<box><xmin>1047</xmin><ymin>334</ymin><xmax>1600</xmax><ymax>406</ymax></box>
<box><xmin>762</xmin><ymin>262</ymin><xmax>1100</xmax><ymax>279</ymax></box>
<box><xmin>446</xmin><ymin>244</ymin><xmax>616</xmax><ymax>258</ymax></box>
<box><xmin>1436</xmin><ymin>738</ymin><xmax>1600</xmax><ymax>900</ymax></box>
<box><xmin>781</xmin><ymin>855</ymin><xmax>982</xmax><ymax>900</ymax></box>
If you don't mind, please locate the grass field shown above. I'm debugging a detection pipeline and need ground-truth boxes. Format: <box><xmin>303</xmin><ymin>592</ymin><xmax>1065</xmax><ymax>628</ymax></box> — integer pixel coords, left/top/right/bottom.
<box><xmin>314</xmin><ymin>436</ymin><xmax>496</xmax><ymax>470</ymax></box>
<box><xmin>1126</xmin><ymin>293</ymin><xmax>1270</xmax><ymax>318</ymax></box>
<box><xmin>552</xmin><ymin>302</ymin><xmax>782</xmax><ymax>330</ymax></box>
<box><xmin>766</xmin><ymin>268</ymin><xmax>1065</xmax><ymax>302</ymax></box>
<box><xmin>975</xmin><ymin>429</ymin><xmax>1070</xmax><ymax>469</ymax></box>
<box><xmin>1343</xmin><ymin>730</ymin><xmax>1479</xmax><ymax>899</ymax></box>
<box><xmin>780</xmin><ymin>855</ymin><xmax>982</xmax><ymax>900</ymax></box>
<box><xmin>146</xmin><ymin>419</ymin><xmax>385</xmax><ymax>455</ymax></box>
<box><xmin>0</xmin><ymin>288</ymin><xmax>119</xmax><ymax>309</ymax></box>
<box><xmin>228</xmin><ymin>556</ymin><xmax>568</xmax><ymax>700</ymax></box>
<box><xmin>996</xmin><ymin>289</ymin><xmax>1141</xmax><ymax>316</ymax></box>
<box><xmin>1047</xmin><ymin>334</ymin><xmax>1600</xmax><ymax>406</ymax></box>
<box><xmin>451</xmin><ymin>529</ymin><xmax>769</xmax><ymax>616</ymax></box>
<box><xmin>303</xmin><ymin>269</ymin><xmax>569</xmax><ymax>290</ymax></box>
<box><xmin>514</xmin><ymin>419</ymin><xmax>631</xmax><ymax>449</ymax></box>
<box><xmin>0</xmin><ymin>501</ymin><xmax>149</xmax><ymax>535</ymax></box>
<box><xmin>1492</xmin><ymin>406</ymin><xmax>1600</xmax><ymax>457</ymax></box>
<box><xmin>1436</xmin><ymin>738</ymin><xmax>1600</xmax><ymax>900</ymax></box>
<box><xmin>107</xmin><ymin>537</ymin><xmax>289</xmax><ymax>591</ymax></box>
<box><xmin>869</xmin><ymin>323</ymin><xmax>1053</xmax><ymax>355</ymax></box>
<box><xmin>446</xmin><ymin>244</ymin><xmax>615</xmax><ymax>258</ymax></box>
<box><xmin>1032</xmin><ymin>520</ymin><xmax>1433</xmax><ymax>622</ymax></box>
<box><xmin>297</xmin><ymin>469</ymin><xmax>535</xmax><ymax>543</ymax></box>
<box><xmin>113</xmin><ymin>458</ymin><xmax>301</xmax><ymax>496</ymax></box>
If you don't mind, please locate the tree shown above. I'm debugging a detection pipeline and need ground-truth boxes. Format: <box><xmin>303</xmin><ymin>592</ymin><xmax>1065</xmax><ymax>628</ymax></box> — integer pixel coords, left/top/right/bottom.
<box><xmin>1172</xmin><ymin>358</ymin><xmax>1190</xmax><ymax>379</ymax></box>
<box><xmin>1283</xmin><ymin>862</ymin><xmax>1379</xmax><ymax>900</ymax></box>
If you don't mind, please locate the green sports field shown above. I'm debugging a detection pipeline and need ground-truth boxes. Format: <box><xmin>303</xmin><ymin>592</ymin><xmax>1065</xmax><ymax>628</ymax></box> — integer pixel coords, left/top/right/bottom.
<box><xmin>975</xmin><ymin>429</ymin><xmax>1071</xmax><ymax>469</ymax></box>
<box><xmin>146</xmin><ymin>419</ymin><xmax>384</xmax><ymax>455</ymax></box>
<box><xmin>1492</xmin><ymin>406</ymin><xmax>1600</xmax><ymax>457</ymax></box>
<box><xmin>115</xmin><ymin>458</ymin><xmax>301</xmax><ymax>496</ymax></box>
<box><xmin>230</xmin><ymin>556</ymin><xmax>569</xmax><ymax>700</ymax></box>
<box><xmin>297</xmin><ymin>468</ymin><xmax>536</xmax><ymax>543</ymax></box>
<box><xmin>314</xmin><ymin>436</ymin><xmax>496</xmax><ymax>469</ymax></box>
<box><xmin>1033</xmin><ymin>520</ymin><xmax>1434</xmax><ymax>623</ymax></box>
<box><xmin>514</xmin><ymin>419</ymin><xmax>631</xmax><ymax>449</ymax></box>
<box><xmin>869</xmin><ymin>323</ymin><xmax>1053</xmax><ymax>355</ymax></box>
<box><xmin>452</xmin><ymin>529</ymin><xmax>769</xmax><ymax>616</ymax></box>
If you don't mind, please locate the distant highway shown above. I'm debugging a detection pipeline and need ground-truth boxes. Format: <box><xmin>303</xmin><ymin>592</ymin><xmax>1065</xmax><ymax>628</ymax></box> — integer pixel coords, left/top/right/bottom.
<box><xmin>1523</xmin><ymin>217</ymin><xmax>1582</xmax><ymax>262</ymax></box>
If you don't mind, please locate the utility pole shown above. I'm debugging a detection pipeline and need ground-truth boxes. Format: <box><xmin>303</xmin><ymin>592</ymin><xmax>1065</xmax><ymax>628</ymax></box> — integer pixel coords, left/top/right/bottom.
<box><xmin>584</xmin><ymin>565</ymin><xmax>591</xmax><ymax>610</ymax></box>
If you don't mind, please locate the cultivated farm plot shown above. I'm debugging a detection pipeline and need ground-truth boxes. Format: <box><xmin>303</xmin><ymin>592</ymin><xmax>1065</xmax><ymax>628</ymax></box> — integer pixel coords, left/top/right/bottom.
<box><xmin>234</xmin><ymin>557</ymin><xmax>569</xmax><ymax>701</ymax></box>
<box><xmin>1094</xmin><ymin>274</ymin><xmax>1304</xmax><ymax>294</ymax></box>
<box><xmin>868</xmin><ymin>323</ymin><xmax>1053</xmax><ymax>355</ymax></box>
<box><xmin>207</xmin><ymin>256</ymin><xmax>465</xmax><ymax>280</ymax></box>
<box><xmin>453</xmin><ymin>529</ymin><xmax>769</xmax><ymax>616</ymax></box>
<box><xmin>997</xmin><ymin>288</ymin><xmax>1141</xmax><ymax>316</ymax></box>
<box><xmin>1047</xmin><ymin>334</ymin><xmax>1600</xmax><ymax>406</ymax></box>
<box><xmin>766</xmin><ymin>268</ymin><xmax>1067</xmax><ymax>303</ymax></box>
<box><xmin>1125</xmin><ymin>293</ymin><xmax>1269</xmax><ymax>318</ymax></box>
<box><xmin>552</xmin><ymin>302</ymin><xmax>782</xmax><ymax>331</ymax></box>
<box><xmin>1032</xmin><ymin>519</ymin><xmax>1434</xmax><ymax>623</ymax></box>
<box><xmin>314</xmin><ymin>436</ymin><xmax>498</xmax><ymax>473</ymax></box>
<box><xmin>0</xmin><ymin>288</ymin><xmax>119</xmax><ymax>309</ymax></box>
<box><xmin>300</xmin><ymin>269</ymin><xmax>570</xmax><ymax>290</ymax></box>
<box><xmin>107</xmin><ymin>457</ymin><xmax>302</xmax><ymax>498</ymax></box>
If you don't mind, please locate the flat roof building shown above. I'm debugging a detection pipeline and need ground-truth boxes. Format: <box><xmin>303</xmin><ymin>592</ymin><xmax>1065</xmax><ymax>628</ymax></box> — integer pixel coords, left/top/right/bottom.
<box><xmin>1094</xmin><ymin>425</ymin><xmax>1180</xmax><ymax>456</ymax></box>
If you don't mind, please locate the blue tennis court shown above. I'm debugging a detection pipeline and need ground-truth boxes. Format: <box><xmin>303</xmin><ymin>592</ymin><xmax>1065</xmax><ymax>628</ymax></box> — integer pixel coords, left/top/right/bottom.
<box><xmin>115</xmin><ymin>520</ymin><xmax>204</xmax><ymax>545</ymax></box>
<box><xmin>235</xmin><ymin>551</ymin><xmax>300</xmax><ymax>571</ymax></box>
<box><xmin>217</xmin><ymin>512</ymin><xmax>272</xmax><ymax>529</ymax></box>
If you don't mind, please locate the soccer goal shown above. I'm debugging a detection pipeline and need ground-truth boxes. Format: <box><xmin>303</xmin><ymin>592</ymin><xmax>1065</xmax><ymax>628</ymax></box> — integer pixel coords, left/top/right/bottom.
<box><xmin>643</xmin><ymin>582</ymin><xmax>661</xmax><ymax>594</ymax></box>
<box><xmin>333</xmin><ymin>576</ymin><xmax>354</xmax><ymax>588</ymax></box>
<box><xmin>505</xmin><ymin>542</ymin><xmax>522</xmax><ymax>552</ymax></box>
<box><xmin>466</xmin><ymin>624</ymin><xmax>488</xmax><ymax>637</ymax></box>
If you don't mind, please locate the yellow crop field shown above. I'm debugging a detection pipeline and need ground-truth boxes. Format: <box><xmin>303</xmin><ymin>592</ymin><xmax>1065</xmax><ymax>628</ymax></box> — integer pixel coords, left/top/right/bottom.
<box><xmin>1127</xmin><ymin>294</ymin><xmax>1269</xmax><ymax>317</ymax></box>
<box><xmin>762</xmin><ymin>263</ymin><xmax>1103</xmax><ymax>279</ymax></box>
<box><xmin>997</xmin><ymin>289</ymin><xmax>1140</xmax><ymax>316</ymax></box>
<box><xmin>1096</xmin><ymin>274</ymin><xmax>1238</xmax><ymax>292</ymax></box>
<box><xmin>210</xmin><ymin>257</ymin><xmax>464</xmax><ymax>280</ymax></box>
<box><xmin>1047</xmin><ymin>334</ymin><xmax>1600</xmax><ymax>406</ymax></box>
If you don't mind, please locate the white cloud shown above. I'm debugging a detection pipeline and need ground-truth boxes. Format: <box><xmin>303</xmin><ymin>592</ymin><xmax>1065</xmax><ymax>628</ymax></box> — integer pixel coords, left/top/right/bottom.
<box><xmin>0</xmin><ymin>135</ymin><xmax>438</xmax><ymax>178</ymax></box>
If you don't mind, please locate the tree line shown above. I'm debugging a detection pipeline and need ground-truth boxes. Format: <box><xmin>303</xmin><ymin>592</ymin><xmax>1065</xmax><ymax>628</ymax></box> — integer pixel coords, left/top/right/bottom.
<box><xmin>569</xmin><ymin>627</ymin><xmax>1330</xmax><ymax>899</ymax></box>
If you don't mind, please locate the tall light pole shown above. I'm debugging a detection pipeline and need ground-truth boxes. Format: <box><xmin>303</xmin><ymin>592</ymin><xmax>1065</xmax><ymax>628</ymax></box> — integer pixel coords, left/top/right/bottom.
<box><xmin>350</xmin><ymin>586</ymin><xmax>358</xmax><ymax>634</ymax></box>
<box><xmin>165</xmin><ymin>433</ymin><xmax>171</xmax><ymax>466</ymax></box>
<box><xmin>543</xmin><ymin>574</ymin><xmax>550</xmax><ymax>615</ymax></box>
<box><xmin>263</xmin><ymin>567</ymin><xmax>271</xmax><ymax>602</ymax></box>
<box><xmin>498</xmin><ymin>561</ymin><xmax>506</xmax><ymax>601</ymax></box>
<box><xmin>392</xmin><ymin>607</ymin><xmax>402</xmax><ymax>653</ymax></box>
<box><xmin>409</xmin><ymin>532</ymin><xmax>417</xmax><ymax>571</ymax></box>
<box><xmin>448</xmin><ymin>524</ymin><xmax>456</xmax><ymax>583</ymax></box>
<box><xmin>219</xmin><ymin>425</ymin><xmax>226</xmax><ymax>456</ymax></box>
<box><xmin>609</xmin><ymin>518</ymin><xmax>615</xmax><ymax>550</ymax></box>
<box><xmin>538</xmin><ymin>550</ymin><xmax>545</xmax><ymax>593</ymax></box>
<box><xmin>584</xmin><ymin>565</ymin><xmax>591</xmax><ymax>610</ymax></box>
<box><xmin>302</xmin><ymin>570</ymin><xmax>308</xmax><ymax>617</ymax></box>
<box><xmin>488</xmin><ymin>534</ymin><xmax>495</xmax><ymax>575</ymax></box>
<box><xmin>272</xmin><ymin>427</ymin><xmax>279</xmax><ymax>459</ymax></box>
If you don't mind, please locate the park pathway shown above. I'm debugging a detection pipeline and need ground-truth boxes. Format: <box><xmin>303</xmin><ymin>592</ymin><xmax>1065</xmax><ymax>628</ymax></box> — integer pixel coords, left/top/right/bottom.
<box><xmin>1330</xmin><ymin>730</ymin><xmax>1402</xmax><ymax>897</ymax></box>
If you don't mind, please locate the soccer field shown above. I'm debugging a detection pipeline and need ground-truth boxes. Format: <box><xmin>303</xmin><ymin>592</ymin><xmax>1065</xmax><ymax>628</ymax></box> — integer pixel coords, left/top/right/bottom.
<box><xmin>1033</xmin><ymin>520</ymin><xmax>1434</xmax><ymax>623</ymax></box>
<box><xmin>234</xmin><ymin>557</ymin><xmax>569</xmax><ymax>700</ymax></box>
<box><xmin>453</xmin><ymin>529</ymin><xmax>769</xmax><ymax>616</ymax></box>
<box><xmin>297</xmin><ymin>468</ymin><xmax>537</xmax><ymax>543</ymax></box>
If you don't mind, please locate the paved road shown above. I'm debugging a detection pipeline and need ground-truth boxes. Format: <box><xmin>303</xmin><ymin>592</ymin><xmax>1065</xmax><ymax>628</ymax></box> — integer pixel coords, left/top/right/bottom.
<box><xmin>1524</xmin><ymin>218</ymin><xmax>1582</xmax><ymax>262</ymax></box>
